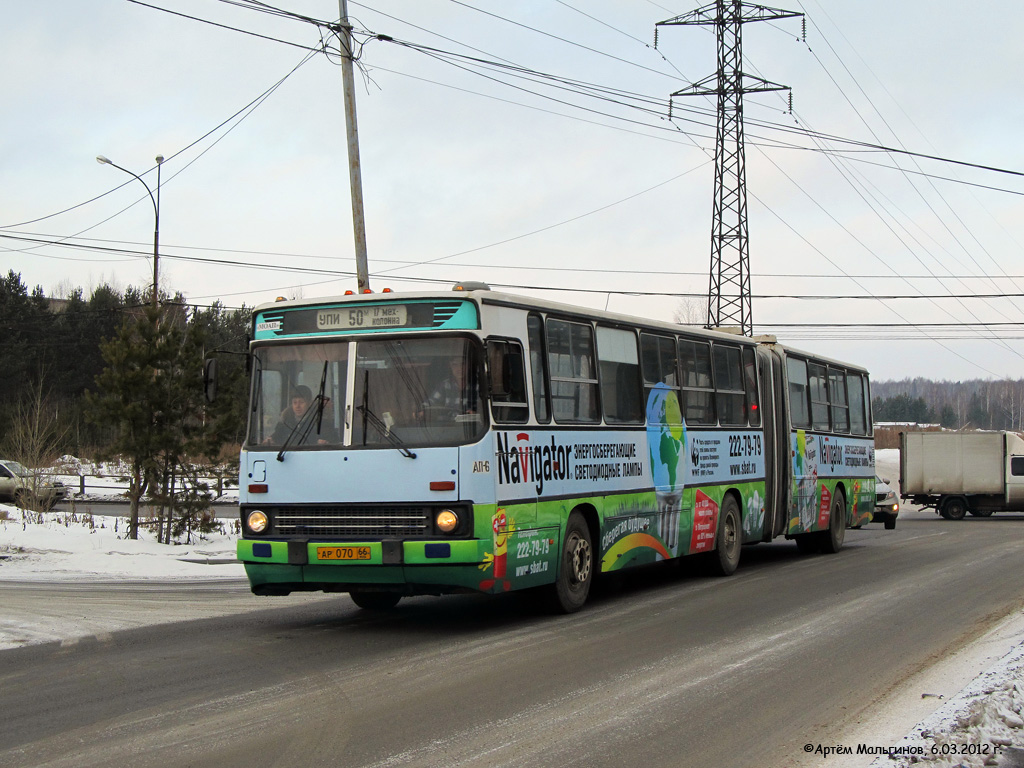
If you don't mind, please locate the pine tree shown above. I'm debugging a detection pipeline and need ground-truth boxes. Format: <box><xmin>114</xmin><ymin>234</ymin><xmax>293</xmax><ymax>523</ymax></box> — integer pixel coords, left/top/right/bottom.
<box><xmin>86</xmin><ymin>306</ymin><xmax>206</xmax><ymax>540</ymax></box>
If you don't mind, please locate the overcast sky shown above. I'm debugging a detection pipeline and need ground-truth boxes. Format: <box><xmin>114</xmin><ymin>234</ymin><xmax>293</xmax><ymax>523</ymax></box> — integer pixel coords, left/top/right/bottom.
<box><xmin>3</xmin><ymin>1</ymin><xmax>1023</xmax><ymax>381</ymax></box>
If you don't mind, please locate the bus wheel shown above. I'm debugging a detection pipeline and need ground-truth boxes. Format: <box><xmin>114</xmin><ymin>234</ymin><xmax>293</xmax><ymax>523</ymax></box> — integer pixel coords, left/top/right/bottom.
<box><xmin>549</xmin><ymin>512</ymin><xmax>594</xmax><ymax>614</ymax></box>
<box><xmin>941</xmin><ymin>496</ymin><xmax>967</xmax><ymax>521</ymax></box>
<box><xmin>821</xmin><ymin>492</ymin><xmax>846</xmax><ymax>554</ymax></box>
<box><xmin>709</xmin><ymin>495</ymin><xmax>742</xmax><ymax>576</ymax></box>
<box><xmin>349</xmin><ymin>591</ymin><xmax>401</xmax><ymax>610</ymax></box>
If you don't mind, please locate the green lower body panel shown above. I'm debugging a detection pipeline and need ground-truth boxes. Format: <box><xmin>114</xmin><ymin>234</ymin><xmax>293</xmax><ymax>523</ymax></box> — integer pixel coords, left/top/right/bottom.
<box><xmin>239</xmin><ymin>536</ymin><xmax>552</xmax><ymax>596</ymax></box>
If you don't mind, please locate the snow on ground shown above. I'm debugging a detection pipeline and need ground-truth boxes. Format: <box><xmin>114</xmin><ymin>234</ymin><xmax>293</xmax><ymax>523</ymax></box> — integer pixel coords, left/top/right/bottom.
<box><xmin>0</xmin><ymin>504</ymin><xmax>244</xmax><ymax>581</ymax></box>
<box><xmin>870</xmin><ymin>641</ymin><xmax>1024</xmax><ymax>768</ymax></box>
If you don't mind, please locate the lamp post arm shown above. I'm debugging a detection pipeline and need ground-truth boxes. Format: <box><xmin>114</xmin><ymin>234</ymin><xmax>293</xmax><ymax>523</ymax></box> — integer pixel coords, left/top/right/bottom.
<box><xmin>97</xmin><ymin>155</ymin><xmax>162</xmax><ymax>308</ymax></box>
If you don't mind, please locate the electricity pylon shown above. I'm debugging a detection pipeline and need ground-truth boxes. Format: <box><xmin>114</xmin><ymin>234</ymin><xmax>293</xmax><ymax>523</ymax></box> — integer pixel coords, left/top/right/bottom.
<box><xmin>657</xmin><ymin>1</ymin><xmax>802</xmax><ymax>336</ymax></box>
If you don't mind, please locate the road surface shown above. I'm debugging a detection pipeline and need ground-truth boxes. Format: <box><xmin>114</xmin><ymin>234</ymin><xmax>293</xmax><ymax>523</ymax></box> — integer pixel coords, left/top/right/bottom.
<box><xmin>1</xmin><ymin>507</ymin><xmax>1023</xmax><ymax>768</ymax></box>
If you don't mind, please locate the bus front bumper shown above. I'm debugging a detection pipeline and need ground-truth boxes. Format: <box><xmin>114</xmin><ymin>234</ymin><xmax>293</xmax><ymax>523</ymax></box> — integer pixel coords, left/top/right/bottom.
<box><xmin>238</xmin><ymin>538</ymin><xmax>501</xmax><ymax>596</ymax></box>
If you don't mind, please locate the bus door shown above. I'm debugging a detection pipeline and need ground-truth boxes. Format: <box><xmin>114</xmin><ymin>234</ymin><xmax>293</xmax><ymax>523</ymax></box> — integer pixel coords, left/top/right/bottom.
<box><xmin>760</xmin><ymin>347</ymin><xmax>791</xmax><ymax>540</ymax></box>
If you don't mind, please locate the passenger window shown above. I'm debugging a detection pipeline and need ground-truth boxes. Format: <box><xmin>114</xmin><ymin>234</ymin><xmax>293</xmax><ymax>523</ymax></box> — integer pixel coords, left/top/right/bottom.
<box><xmin>641</xmin><ymin>333</ymin><xmax>681</xmax><ymax>419</ymax></box>
<box><xmin>487</xmin><ymin>339</ymin><xmax>528</xmax><ymax>424</ymax></box>
<box><xmin>808</xmin><ymin>362</ymin><xmax>830</xmax><ymax>431</ymax></box>
<box><xmin>679</xmin><ymin>339</ymin><xmax>716</xmax><ymax>425</ymax></box>
<box><xmin>787</xmin><ymin>357</ymin><xmax>810</xmax><ymax>429</ymax></box>
<box><xmin>546</xmin><ymin>318</ymin><xmax>599</xmax><ymax>423</ymax></box>
<box><xmin>597</xmin><ymin>326</ymin><xmax>642</xmax><ymax>424</ymax></box>
<box><xmin>1012</xmin><ymin>457</ymin><xmax>1024</xmax><ymax>476</ymax></box>
<box><xmin>829</xmin><ymin>368</ymin><xmax>849</xmax><ymax>433</ymax></box>
<box><xmin>743</xmin><ymin>347</ymin><xmax>760</xmax><ymax>427</ymax></box>
<box><xmin>848</xmin><ymin>374</ymin><xmax>867</xmax><ymax>435</ymax></box>
<box><xmin>713</xmin><ymin>344</ymin><xmax>746</xmax><ymax>426</ymax></box>
<box><xmin>527</xmin><ymin>314</ymin><xmax>550</xmax><ymax>423</ymax></box>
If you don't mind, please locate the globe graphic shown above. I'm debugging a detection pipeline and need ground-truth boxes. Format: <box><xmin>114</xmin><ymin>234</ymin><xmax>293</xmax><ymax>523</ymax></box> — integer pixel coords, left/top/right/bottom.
<box><xmin>646</xmin><ymin>383</ymin><xmax>686</xmax><ymax>492</ymax></box>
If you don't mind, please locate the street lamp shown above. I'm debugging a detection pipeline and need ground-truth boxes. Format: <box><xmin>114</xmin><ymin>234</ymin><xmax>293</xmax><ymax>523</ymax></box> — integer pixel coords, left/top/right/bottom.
<box><xmin>96</xmin><ymin>154</ymin><xmax>164</xmax><ymax>309</ymax></box>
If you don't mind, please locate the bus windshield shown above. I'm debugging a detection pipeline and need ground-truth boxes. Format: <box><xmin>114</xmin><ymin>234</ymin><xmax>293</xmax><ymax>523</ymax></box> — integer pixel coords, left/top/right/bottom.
<box><xmin>248</xmin><ymin>337</ymin><xmax>485</xmax><ymax>449</ymax></box>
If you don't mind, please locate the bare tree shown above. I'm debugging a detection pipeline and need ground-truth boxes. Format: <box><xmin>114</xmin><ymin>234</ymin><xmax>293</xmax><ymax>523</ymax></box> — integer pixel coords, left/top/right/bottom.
<box><xmin>0</xmin><ymin>378</ymin><xmax>70</xmax><ymax>511</ymax></box>
<box><xmin>673</xmin><ymin>297</ymin><xmax>707</xmax><ymax>327</ymax></box>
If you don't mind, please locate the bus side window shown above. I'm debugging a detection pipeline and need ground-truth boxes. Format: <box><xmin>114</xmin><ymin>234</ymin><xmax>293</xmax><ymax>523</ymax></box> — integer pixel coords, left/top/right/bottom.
<box><xmin>487</xmin><ymin>339</ymin><xmax>528</xmax><ymax>424</ymax></box>
<box><xmin>848</xmin><ymin>373</ymin><xmax>867</xmax><ymax>435</ymax></box>
<box><xmin>679</xmin><ymin>339</ymin><xmax>716</xmax><ymax>425</ymax></box>
<box><xmin>597</xmin><ymin>326</ymin><xmax>642</xmax><ymax>424</ymax></box>
<box><xmin>829</xmin><ymin>368</ymin><xmax>849</xmax><ymax>433</ymax></box>
<box><xmin>787</xmin><ymin>357</ymin><xmax>810</xmax><ymax>429</ymax></box>
<box><xmin>640</xmin><ymin>333</ymin><xmax>680</xmax><ymax>419</ymax></box>
<box><xmin>808</xmin><ymin>362</ymin><xmax>830</xmax><ymax>431</ymax></box>
<box><xmin>713</xmin><ymin>344</ymin><xmax>746</xmax><ymax>426</ymax></box>
<box><xmin>743</xmin><ymin>347</ymin><xmax>760</xmax><ymax>427</ymax></box>
<box><xmin>527</xmin><ymin>314</ymin><xmax>550</xmax><ymax>423</ymax></box>
<box><xmin>547</xmin><ymin>318</ymin><xmax>600</xmax><ymax>423</ymax></box>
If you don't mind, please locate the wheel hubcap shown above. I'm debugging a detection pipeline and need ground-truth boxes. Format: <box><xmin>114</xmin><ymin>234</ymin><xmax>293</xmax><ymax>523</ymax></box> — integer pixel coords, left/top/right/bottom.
<box><xmin>569</xmin><ymin>535</ymin><xmax>592</xmax><ymax>585</ymax></box>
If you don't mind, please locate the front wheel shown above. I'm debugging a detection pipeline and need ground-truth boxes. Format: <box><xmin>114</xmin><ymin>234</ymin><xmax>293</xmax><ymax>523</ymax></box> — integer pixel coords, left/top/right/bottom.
<box><xmin>884</xmin><ymin>515</ymin><xmax>897</xmax><ymax>530</ymax></box>
<box><xmin>547</xmin><ymin>512</ymin><xmax>594</xmax><ymax>614</ymax></box>
<box><xmin>708</xmin><ymin>495</ymin><xmax>742</xmax><ymax>576</ymax></box>
<box><xmin>349</xmin><ymin>591</ymin><xmax>401</xmax><ymax>610</ymax></box>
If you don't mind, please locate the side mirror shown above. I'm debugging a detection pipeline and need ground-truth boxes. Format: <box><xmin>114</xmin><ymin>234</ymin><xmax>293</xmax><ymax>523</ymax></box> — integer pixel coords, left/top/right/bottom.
<box><xmin>203</xmin><ymin>358</ymin><xmax>218</xmax><ymax>404</ymax></box>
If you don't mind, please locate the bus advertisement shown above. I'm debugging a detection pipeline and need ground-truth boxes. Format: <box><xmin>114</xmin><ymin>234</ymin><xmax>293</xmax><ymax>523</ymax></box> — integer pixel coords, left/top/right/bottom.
<box><xmin>225</xmin><ymin>286</ymin><xmax>875</xmax><ymax>613</ymax></box>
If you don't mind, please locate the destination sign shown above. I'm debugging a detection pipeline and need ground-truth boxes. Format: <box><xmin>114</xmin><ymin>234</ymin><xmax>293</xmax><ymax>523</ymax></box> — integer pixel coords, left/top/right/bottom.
<box><xmin>318</xmin><ymin>304</ymin><xmax>408</xmax><ymax>330</ymax></box>
<box><xmin>252</xmin><ymin>299</ymin><xmax>478</xmax><ymax>339</ymax></box>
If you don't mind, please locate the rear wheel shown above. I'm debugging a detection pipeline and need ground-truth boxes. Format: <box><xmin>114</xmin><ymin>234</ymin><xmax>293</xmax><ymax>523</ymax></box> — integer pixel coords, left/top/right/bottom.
<box><xmin>548</xmin><ymin>512</ymin><xmax>594</xmax><ymax>614</ymax></box>
<box><xmin>821</xmin><ymin>492</ymin><xmax>846</xmax><ymax>554</ymax></box>
<box><xmin>969</xmin><ymin>508</ymin><xmax>993</xmax><ymax>517</ymax></box>
<box><xmin>708</xmin><ymin>495</ymin><xmax>742</xmax><ymax>576</ymax></box>
<box><xmin>941</xmin><ymin>496</ymin><xmax>967</xmax><ymax>521</ymax></box>
<box><xmin>349</xmin><ymin>591</ymin><xmax>401</xmax><ymax>610</ymax></box>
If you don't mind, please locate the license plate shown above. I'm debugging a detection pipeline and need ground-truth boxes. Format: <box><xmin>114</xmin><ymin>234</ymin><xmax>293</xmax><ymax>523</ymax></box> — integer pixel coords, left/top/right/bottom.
<box><xmin>317</xmin><ymin>546</ymin><xmax>372</xmax><ymax>561</ymax></box>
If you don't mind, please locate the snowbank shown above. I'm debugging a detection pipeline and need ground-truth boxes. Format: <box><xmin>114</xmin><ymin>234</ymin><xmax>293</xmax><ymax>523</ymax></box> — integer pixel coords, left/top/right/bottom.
<box><xmin>0</xmin><ymin>505</ymin><xmax>243</xmax><ymax>581</ymax></box>
<box><xmin>871</xmin><ymin>642</ymin><xmax>1024</xmax><ymax>767</ymax></box>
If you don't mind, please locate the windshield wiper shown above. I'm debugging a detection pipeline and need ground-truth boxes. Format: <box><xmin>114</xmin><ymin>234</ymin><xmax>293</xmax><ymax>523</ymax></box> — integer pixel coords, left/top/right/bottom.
<box><xmin>356</xmin><ymin>405</ymin><xmax>417</xmax><ymax>459</ymax></box>
<box><xmin>276</xmin><ymin>393</ymin><xmax>326</xmax><ymax>462</ymax></box>
<box><xmin>357</xmin><ymin>370</ymin><xmax>416</xmax><ymax>459</ymax></box>
<box><xmin>276</xmin><ymin>364</ymin><xmax>332</xmax><ymax>462</ymax></box>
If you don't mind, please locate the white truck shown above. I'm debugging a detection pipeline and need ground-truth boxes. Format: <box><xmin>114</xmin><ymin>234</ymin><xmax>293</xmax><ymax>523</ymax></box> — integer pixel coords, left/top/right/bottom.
<box><xmin>900</xmin><ymin>430</ymin><xmax>1024</xmax><ymax>519</ymax></box>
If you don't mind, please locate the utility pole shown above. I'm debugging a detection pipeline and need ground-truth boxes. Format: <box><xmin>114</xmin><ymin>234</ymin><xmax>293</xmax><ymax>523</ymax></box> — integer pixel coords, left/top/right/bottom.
<box><xmin>657</xmin><ymin>1</ymin><xmax>801</xmax><ymax>336</ymax></box>
<box><xmin>337</xmin><ymin>0</ymin><xmax>371</xmax><ymax>292</ymax></box>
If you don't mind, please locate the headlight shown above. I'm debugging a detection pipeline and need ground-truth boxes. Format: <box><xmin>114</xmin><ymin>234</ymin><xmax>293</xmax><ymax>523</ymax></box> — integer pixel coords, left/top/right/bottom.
<box><xmin>435</xmin><ymin>509</ymin><xmax>459</xmax><ymax>534</ymax></box>
<box><xmin>247</xmin><ymin>510</ymin><xmax>268</xmax><ymax>533</ymax></box>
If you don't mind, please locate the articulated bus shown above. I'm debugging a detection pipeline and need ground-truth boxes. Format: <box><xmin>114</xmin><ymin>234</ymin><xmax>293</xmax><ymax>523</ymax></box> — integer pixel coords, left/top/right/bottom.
<box><xmin>232</xmin><ymin>286</ymin><xmax>875</xmax><ymax>613</ymax></box>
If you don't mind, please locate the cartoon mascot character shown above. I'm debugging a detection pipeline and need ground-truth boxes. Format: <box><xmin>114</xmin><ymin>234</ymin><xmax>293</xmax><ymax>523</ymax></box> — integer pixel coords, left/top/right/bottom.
<box><xmin>479</xmin><ymin>508</ymin><xmax>512</xmax><ymax>592</ymax></box>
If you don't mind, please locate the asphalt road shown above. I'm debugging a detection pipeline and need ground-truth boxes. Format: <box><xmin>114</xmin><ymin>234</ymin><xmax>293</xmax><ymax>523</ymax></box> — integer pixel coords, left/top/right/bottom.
<box><xmin>1</xmin><ymin>508</ymin><xmax>1023</xmax><ymax>768</ymax></box>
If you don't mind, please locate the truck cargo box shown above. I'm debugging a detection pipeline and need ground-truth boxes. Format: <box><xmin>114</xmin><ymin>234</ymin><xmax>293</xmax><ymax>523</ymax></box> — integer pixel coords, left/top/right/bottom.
<box><xmin>901</xmin><ymin>432</ymin><xmax>1009</xmax><ymax>495</ymax></box>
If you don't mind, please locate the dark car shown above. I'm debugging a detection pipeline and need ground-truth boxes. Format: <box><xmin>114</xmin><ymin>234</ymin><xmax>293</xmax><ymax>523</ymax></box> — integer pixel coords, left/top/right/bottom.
<box><xmin>873</xmin><ymin>475</ymin><xmax>899</xmax><ymax>529</ymax></box>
